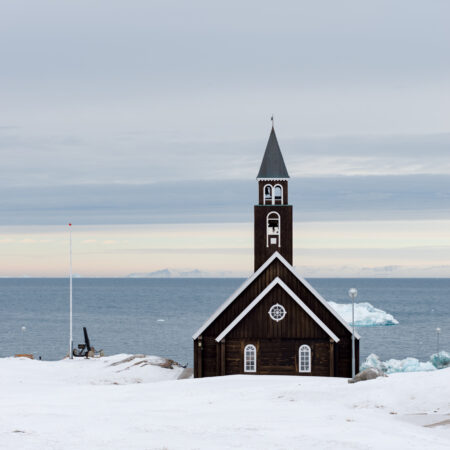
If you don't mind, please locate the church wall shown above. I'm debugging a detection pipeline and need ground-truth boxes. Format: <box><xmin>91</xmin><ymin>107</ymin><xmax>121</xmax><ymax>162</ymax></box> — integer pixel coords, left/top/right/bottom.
<box><xmin>200</xmin><ymin>336</ymin><xmax>218</xmax><ymax>377</ymax></box>
<box><xmin>224</xmin><ymin>338</ymin><xmax>331</xmax><ymax>376</ymax></box>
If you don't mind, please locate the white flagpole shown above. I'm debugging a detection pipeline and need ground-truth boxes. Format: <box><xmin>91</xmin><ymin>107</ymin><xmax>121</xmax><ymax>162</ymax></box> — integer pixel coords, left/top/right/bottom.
<box><xmin>69</xmin><ymin>223</ymin><xmax>73</xmax><ymax>359</ymax></box>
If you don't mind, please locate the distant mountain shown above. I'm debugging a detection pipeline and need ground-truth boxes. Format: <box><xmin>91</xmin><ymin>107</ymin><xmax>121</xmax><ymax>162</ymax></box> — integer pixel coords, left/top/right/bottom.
<box><xmin>127</xmin><ymin>269</ymin><xmax>247</xmax><ymax>278</ymax></box>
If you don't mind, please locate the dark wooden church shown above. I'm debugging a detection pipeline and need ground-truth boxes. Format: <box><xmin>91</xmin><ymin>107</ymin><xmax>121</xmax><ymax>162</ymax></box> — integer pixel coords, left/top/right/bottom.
<box><xmin>193</xmin><ymin>126</ymin><xmax>360</xmax><ymax>377</ymax></box>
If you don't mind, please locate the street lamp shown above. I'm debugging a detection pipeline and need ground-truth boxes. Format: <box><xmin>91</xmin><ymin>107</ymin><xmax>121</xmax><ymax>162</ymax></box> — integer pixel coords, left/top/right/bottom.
<box><xmin>436</xmin><ymin>327</ymin><xmax>441</xmax><ymax>355</ymax></box>
<box><xmin>21</xmin><ymin>326</ymin><xmax>26</xmax><ymax>354</ymax></box>
<box><xmin>348</xmin><ymin>288</ymin><xmax>358</xmax><ymax>378</ymax></box>
<box><xmin>69</xmin><ymin>223</ymin><xmax>73</xmax><ymax>360</ymax></box>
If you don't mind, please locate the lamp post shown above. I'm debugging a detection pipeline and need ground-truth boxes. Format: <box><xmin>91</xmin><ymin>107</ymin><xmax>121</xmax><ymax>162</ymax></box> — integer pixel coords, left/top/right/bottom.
<box><xmin>348</xmin><ymin>288</ymin><xmax>358</xmax><ymax>378</ymax></box>
<box><xmin>21</xmin><ymin>326</ymin><xmax>26</xmax><ymax>354</ymax></box>
<box><xmin>69</xmin><ymin>223</ymin><xmax>73</xmax><ymax>359</ymax></box>
<box><xmin>436</xmin><ymin>327</ymin><xmax>441</xmax><ymax>355</ymax></box>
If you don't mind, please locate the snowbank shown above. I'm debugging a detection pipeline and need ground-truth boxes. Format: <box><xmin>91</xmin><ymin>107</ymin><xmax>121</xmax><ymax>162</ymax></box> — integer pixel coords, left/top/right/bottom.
<box><xmin>329</xmin><ymin>301</ymin><xmax>399</xmax><ymax>326</ymax></box>
<box><xmin>0</xmin><ymin>354</ymin><xmax>449</xmax><ymax>449</ymax></box>
<box><xmin>361</xmin><ymin>351</ymin><xmax>450</xmax><ymax>374</ymax></box>
<box><xmin>0</xmin><ymin>354</ymin><xmax>190</xmax><ymax>386</ymax></box>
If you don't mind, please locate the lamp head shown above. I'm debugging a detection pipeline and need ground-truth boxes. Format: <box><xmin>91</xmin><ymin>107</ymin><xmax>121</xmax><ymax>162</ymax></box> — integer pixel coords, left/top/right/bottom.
<box><xmin>348</xmin><ymin>288</ymin><xmax>358</xmax><ymax>298</ymax></box>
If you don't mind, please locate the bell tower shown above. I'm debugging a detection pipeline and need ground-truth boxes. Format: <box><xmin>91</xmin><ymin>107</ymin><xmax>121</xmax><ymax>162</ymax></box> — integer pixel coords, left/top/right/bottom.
<box><xmin>254</xmin><ymin>126</ymin><xmax>293</xmax><ymax>271</ymax></box>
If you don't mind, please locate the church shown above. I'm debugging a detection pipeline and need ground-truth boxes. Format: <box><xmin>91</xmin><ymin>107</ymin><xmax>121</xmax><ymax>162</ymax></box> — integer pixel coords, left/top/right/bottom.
<box><xmin>193</xmin><ymin>126</ymin><xmax>360</xmax><ymax>377</ymax></box>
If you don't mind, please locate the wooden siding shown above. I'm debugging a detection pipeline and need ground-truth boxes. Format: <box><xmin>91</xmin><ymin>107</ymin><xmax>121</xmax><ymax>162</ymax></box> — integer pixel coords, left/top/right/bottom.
<box><xmin>223</xmin><ymin>338</ymin><xmax>331</xmax><ymax>376</ymax></box>
<box><xmin>227</xmin><ymin>284</ymin><xmax>330</xmax><ymax>340</ymax></box>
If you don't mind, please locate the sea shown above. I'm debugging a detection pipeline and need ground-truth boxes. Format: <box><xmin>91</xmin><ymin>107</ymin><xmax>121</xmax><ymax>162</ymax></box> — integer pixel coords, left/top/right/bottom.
<box><xmin>0</xmin><ymin>278</ymin><xmax>448</xmax><ymax>367</ymax></box>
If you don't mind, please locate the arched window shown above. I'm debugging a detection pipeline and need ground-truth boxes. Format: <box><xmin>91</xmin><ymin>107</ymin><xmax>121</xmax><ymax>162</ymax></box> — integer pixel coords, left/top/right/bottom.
<box><xmin>264</xmin><ymin>185</ymin><xmax>273</xmax><ymax>205</ymax></box>
<box><xmin>267</xmin><ymin>212</ymin><xmax>280</xmax><ymax>233</ymax></box>
<box><xmin>299</xmin><ymin>345</ymin><xmax>311</xmax><ymax>373</ymax></box>
<box><xmin>274</xmin><ymin>185</ymin><xmax>283</xmax><ymax>204</ymax></box>
<box><xmin>266</xmin><ymin>212</ymin><xmax>280</xmax><ymax>247</ymax></box>
<box><xmin>244</xmin><ymin>344</ymin><xmax>256</xmax><ymax>372</ymax></box>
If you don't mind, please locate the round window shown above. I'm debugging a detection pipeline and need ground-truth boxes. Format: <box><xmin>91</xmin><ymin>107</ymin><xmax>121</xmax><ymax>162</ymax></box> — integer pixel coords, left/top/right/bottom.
<box><xmin>268</xmin><ymin>303</ymin><xmax>286</xmax><ymax>322</ymax></box>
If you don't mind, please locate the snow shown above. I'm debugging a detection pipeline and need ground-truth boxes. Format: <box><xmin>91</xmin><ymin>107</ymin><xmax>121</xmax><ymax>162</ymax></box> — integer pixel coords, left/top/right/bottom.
<box><xmin>362</xmin><ymin>351</ymin><xmax>450</xmax><ymax>374</ymax></box>
<box><xmin>1</xmin><ymin>355</ymin><xmax>449</xmax><ymax>449</ymax></box>
<box><xmin>329</xmin><ymin>301</ymin><xmax>399</xmax><ymax>326</ymax></box>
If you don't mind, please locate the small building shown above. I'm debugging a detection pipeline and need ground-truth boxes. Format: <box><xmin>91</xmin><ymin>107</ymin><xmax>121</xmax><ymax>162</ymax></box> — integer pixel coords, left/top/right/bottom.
<box><xmin>193</xmin><ymin>126</ymin><xmax>360</xmax><ymax>377</ymax></box>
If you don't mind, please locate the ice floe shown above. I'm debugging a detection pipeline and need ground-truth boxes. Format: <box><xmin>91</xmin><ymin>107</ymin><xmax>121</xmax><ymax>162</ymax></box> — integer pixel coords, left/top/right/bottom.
<box><xmin>361</xmin><ymin>351</ymin><xmax>450</xmax><ymax>374</ymax></box>
<box><xmin>329</xmin><ymin>301</ymin><xmax>399</xmax><ymax>326</ymax></box>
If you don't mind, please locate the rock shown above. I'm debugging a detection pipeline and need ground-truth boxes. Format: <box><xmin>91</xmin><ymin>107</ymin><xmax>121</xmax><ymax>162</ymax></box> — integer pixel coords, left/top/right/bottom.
<box><xmin>177</xmin><ymin>368</ymin><xmax>193</xmax><ymax>379</ymax></box>
<box><xmin>156</xmin><ymin>358</ymin><xmax>177</xmax><ymax>369</ymax></box>
<box><xmin>348</xmin><ymin>368</ymin><xmax>387</xmax><ymax>384</ymax></box>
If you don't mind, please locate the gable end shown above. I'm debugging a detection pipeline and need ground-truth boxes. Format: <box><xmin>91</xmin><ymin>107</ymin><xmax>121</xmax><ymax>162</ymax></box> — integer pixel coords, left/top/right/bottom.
<box><xmin>192</xmin><ymin>252</ymin><xmax>360</xmax><ymax>340</ymax></box>
<box><xmin>216</xmin><ymin>277</ymin><xmax>340</xmax><ymax>342</ymax></box>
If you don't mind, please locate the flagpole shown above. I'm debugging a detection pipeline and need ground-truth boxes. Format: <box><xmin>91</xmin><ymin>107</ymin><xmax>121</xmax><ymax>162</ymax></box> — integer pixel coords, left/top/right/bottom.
<box><xmin>69</xmin><ymin>223</ymin><xmax>73</xmax><ymax>359</ymax></box>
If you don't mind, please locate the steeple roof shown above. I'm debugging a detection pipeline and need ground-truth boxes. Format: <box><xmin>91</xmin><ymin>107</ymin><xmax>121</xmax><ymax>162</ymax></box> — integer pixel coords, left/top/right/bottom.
<box><xmin>256</xmin><ymin>127</ymin><xmax>289</xmax><ymax>179</ymax></box>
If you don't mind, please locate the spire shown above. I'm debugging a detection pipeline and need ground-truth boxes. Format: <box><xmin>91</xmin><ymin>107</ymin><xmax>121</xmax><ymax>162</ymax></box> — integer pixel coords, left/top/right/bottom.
<box><xmin>256</xmin><ymin>126</ymin><xmax>289</xmax><ymax>179</ymax></box>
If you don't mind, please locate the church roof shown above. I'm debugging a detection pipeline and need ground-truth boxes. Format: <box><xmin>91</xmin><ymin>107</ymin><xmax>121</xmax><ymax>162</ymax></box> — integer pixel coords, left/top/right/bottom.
<box><xmin>256</xmin><ymin>127</ymin><xmax>290</xmax><ymax>179</ymax></box>
<box><xmin>192</xmin><ymin>251</ymin><xmax>361</xmax><ymax>340</ymax></box>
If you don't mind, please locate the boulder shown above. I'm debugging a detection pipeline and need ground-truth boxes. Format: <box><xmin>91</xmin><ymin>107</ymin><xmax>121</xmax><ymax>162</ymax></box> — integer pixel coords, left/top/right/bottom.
<box><xmin>348</xmin><ymin>368</ymin><xmax>387</xmax><ymax>384</ymax></box>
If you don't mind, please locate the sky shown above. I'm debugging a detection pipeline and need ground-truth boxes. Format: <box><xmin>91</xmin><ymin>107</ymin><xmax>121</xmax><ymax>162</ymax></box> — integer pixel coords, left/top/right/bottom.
<box><xmin>0</xmin><ymin>0</ymin><xmax>449</xmax><ymax>277</ymax></box>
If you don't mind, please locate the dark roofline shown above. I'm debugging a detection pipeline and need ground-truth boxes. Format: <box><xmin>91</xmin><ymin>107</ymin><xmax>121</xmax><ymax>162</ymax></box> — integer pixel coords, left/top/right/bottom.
<box><xmin>256</xmin><ymin>127</ymin><xmax>290</xmax><ymax>179</ymax></box>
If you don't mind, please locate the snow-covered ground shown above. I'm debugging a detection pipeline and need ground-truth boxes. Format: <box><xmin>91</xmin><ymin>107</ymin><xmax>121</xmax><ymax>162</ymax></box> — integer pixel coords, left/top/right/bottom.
<box><xmin>0</xmin><ymin>355</ymin><xmax>449</xmax><ymax>450</ymax></box>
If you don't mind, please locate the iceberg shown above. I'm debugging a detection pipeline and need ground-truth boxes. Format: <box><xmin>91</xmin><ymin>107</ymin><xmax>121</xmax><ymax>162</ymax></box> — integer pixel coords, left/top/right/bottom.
<box><xmin>429</xmin><ymin>351</ymin><xmax>450</xmax><ymax>369</ymax></box>
<box><xmin>328</xmin><ymin>301</ymin><xmax>399</xmax><ymax>326</ymax></box>
<box><xmin>361</xmin><ymin>351</ymin><xmax>450</xmax><ymax>374</ymax></box>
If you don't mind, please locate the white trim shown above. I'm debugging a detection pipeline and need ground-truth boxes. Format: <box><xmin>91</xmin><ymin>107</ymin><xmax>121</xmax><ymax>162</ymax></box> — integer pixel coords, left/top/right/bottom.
<box><xmin>192</xmin><ymin>252</ymin><xmax>280</xmax><ymax>340</ymax></box>
<box><xmin>263</xmin><ymin>184</ymin><xmax>273</xmax><ymax>205</ymax></box>
<box><xmin>269</xmin><ymin>303</ymin><xmax>286</xmax><ymax>322</ymax></box>
<box><xmin>274</xmin><ymin>184</ymin><xmax>283</xmax><ymax>204</ymax></box>
<box><xmin>215</xmin><ymin>277</ymin><xmax>340</xmax><ymax>343</ymax></box>
<box><xmin>263</xmin><ymin>183</ymin><xmax>284</xmax><ymax>205</ymax></box>
<box><xmin>192</xmin><ymin>251</ymin><xmax>360</xmax><ymax>340</ymax></box>
<box><xmin>257</xmin><ymin>178</ymin><xmax>289</xmax><ymax>181</ymax></box>
<box><xmin>244</xmin><ymin>344</ymin><xmax>257</xmax><ymax>372</ymax></box>
<box><xmin>299</xmin><ymin>345</ymin><xmax>311</xmax><ymax>373</ymax></box>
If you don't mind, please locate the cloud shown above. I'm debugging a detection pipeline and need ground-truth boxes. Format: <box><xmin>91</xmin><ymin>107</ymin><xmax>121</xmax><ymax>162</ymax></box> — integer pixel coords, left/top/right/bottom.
<box><xmin>1</xmin><ymin>132</ymin><xmax>450</xmax><ymax>190</ymax></box>
<box><xmin>0</xmin><ymin>174</ymin><xmax>449</xmax><ymax>225</ymax></box>
<box><xmin>84</xmin><ymin>247</ymin><xmax>251</xmax><ymax>255</ymax></box>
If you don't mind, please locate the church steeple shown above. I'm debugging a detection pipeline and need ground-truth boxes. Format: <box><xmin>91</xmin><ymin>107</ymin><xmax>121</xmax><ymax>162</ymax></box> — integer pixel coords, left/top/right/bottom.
<box><xmin>257</xmin><ymin>127</ymin><xmax>290</xmax><ymax>179</ymax></box>
<box><xmin>254</xmin><ymin>126</ymin><xmax>293</xmax><ymax>271</ymax></box>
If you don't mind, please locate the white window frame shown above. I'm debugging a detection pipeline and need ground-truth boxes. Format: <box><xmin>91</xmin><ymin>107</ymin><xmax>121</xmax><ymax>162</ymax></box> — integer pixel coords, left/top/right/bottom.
<box><xmin>299</xmin><ymin>345</ymin><xmax>311</xmax><ymax>373</ymax></box>
<box><xmin>244</xmin><ymin>344</ymin><xmax>257</xmax><ymax>373</ymax></box>
<box><xmin>263</xmin><ymin>184</ymin><xmax>273</xmax><ymax>205</ymax></box>
<box><xmin>266</xmin><ymin>211</ymin><xmax>281</xmax><ymax>247</ymax></box>
<box><xmin>274</xmin><ymin>184</ymin><xmax>283</xmax><ymax>204</ymax></box>
<box><xmin>268</xmin><ymin>303</ymin><xmax>287</xmax><ymax>322</ymax></box>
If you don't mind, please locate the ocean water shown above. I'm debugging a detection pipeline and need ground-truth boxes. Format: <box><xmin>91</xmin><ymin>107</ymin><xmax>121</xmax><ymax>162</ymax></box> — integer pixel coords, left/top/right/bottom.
<box><xmin>0</xmin><ymin>278</ymin><xmax>448</xmax><ymax>367</ymax></box>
